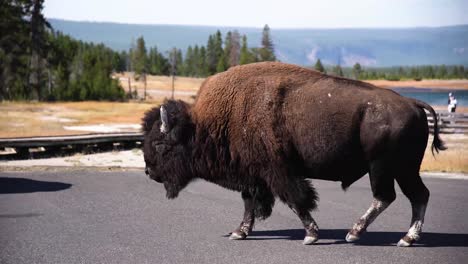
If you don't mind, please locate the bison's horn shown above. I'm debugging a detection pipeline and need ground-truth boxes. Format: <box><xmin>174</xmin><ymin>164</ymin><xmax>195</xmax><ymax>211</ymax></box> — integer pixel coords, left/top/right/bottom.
<box><xmin>160</xmin><ymin>106</ymin><xmax>169</xmax><ymax>133</ymax></box>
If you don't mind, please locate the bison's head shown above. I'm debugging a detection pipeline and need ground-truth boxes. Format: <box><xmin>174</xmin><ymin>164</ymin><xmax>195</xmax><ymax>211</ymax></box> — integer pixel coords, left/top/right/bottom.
<box><xmin>142</xmin><ymin>100</ymin><xmax>195</xmax><ymax>199</ymax></box>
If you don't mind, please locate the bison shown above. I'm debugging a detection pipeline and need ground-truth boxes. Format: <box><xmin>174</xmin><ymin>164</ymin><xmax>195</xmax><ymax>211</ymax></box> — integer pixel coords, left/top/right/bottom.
<box><xmin>142</xmin><ymin>62</ymin><xmax>445</xmax><ymax>247</ymax></box>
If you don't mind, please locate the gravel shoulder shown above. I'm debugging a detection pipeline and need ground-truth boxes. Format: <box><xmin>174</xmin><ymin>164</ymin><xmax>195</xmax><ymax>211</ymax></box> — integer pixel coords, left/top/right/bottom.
<box><xmin>0</xmin><ymin>150</ymin><xmax>145</xmax><ymax>170</ymax></box>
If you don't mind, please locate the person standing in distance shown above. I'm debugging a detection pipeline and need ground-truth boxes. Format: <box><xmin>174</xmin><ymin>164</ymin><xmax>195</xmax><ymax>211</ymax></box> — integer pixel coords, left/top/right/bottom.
<box><xmin>448</xmin><ymin>92</ymin><xmax>457</xmax><ymax>113</ymax></box>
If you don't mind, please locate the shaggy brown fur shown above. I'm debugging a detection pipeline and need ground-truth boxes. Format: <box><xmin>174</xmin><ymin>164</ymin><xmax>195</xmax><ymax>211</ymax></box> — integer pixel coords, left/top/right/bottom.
<box><xmin>142</xmin><ymin>62</ymin><xmax>445</xmax><ymax>245</ymax></box>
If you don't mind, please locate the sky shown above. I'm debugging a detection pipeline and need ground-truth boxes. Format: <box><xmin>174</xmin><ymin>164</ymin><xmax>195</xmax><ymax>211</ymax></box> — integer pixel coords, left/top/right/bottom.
<box><xmin>43</xmin><ymin>0</ymin><xmax>468</xmax><ymax>28</ymax></box>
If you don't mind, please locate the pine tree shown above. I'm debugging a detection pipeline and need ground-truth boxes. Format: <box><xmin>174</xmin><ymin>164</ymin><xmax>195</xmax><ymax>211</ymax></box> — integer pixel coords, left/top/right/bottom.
<box><xmin>199</xmin><ymin>46</ymin><xmax>207</xmax><ymax>76</ymax></box>
<box><xmin>1</xmin><ymin>2</ymin><xmax>125</xmax><ymax>102</ymax></box>
<box><xmin>410</xmin><ymin>67</ymin><xmax>421</xmax><ymax>80</ymax></box>
<box><xmin>314</xmin><ymin>59</ymin><xmax>325</xmax><ymax>73</ymax></box>
<box><xmin>192</xmin><ymin>45</ymin><xmax>200</xmax><ymax>76</ymax></box>
<box><xmin>29</xmin><ymin>0</ymin><xmax>51</xmax><ymax>100</ymax></box>
<box><xmin>425</xmin><ymin>66</ymin><xmax>435</xmax><ymax>79</ymax></box>
<box><xmin>148</xmin><ymin>47</ymin><xmax>156</xmax><ymax>74</ymax></box>
<box><xmin>214</xmin><ymin>31</ymin><xmax>223</xmax><ymax>57</ymax></box>
<box><xmin>398</xmin><ymin>67</ymin><xmax>405</xmax><ymax>79</ymax></box>
<box><xmin>216</xmin><ymin>53</ymin><xmax>227</xmax><ymax>73</ymax></box>
<box><xmin>331</xmin><ymin>65</ymin><xmax>343</xmax><ymax>77</ymax></box>
<box><xmin>214</xmin><ymin>31</ymin><xmax>224</xmax><ymax>73</ymax></box>
<box><xmin>451</xmin><ymin>66</ymin><xmax>459</xmax><ymax>79</ymax></box>
<box><xmin>360</xmin><ymin>70</ymin><xmax>369</xmax><ymax>80</ymax></box>
<box><xmin>206</xmin><ymin>35</ymin><xmax>217</xmax><ymax>74</ymax></box>
<box><xmin>1</xmin><ymin>0</ymin><xmax>45</xmax><ymax>100</ymax></box>
<box><xmin>437</xmin><ymin>64</ymin><xmax>447</xmax><ymax>79</ymax></box>
<box><xmin>176</xmin><ymin>49</ymin><xmax>183</xmax><ymax>75</ymax></box>
<box><xmin>458</xmin><ymin>65</ymin><xmax>465</xmax><ymax>79</ymax></box>
<box><xmin>239</xmin><ymin>35</ymin><xmax>254</xmax><ymax>65</ymax></box>
<box><xmin>150</xmin><ymin>46</ymin><xmax>169</xmax><ymax>76</ymax></box>
<box><xmin>369</xmin><ymin>70</ymin><xmax>378</xmax><ymax>80</ymax></box>
<box><xmin>223</xmin><ymin>31</ymin><xmax>232</xmax><ymax>68</ymax></box>
<box><xmin>353</xmin><ymin>63</ymin><xmax>362</xmax><ymax>79</ymax></box>
<box><xmin>259</xmin><ymin>24</ymin><xmax>276</xmax><ymax>61</ymax></box>
<box><xmin>132</xmin><ymin>36</ymin><xmax>148</xmax><ymax>76</ymax></box>
<box><xmin>183</xmin><ymin>45</ymin><xmax>194</xmax><ymax>76</ymax></box>
<box><xmin>114</xmin><ymin>51</ymin><xmax>127</xmax><ymax>72</ymax></box>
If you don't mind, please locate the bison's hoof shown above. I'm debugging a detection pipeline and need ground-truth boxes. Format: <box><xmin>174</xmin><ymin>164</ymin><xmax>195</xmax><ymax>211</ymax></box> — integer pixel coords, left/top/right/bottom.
<box><xmin>303</xmin><ymin>236</ymin><xmax>318</xmax><ymax>245</ymax></box>
<box><xmin>345</xmin><ymin>232</ymin><xmax>360</xmax><ymax>242</ymax></box>
<box><xmin>397</xmin><ymin>236</ymin><xmax>415</xmax><ymax>247</ymax></box>
<box><xmin>229</xmin><ymin>231</ymin><xmax>247</xmax><ymax>240</ymax></box>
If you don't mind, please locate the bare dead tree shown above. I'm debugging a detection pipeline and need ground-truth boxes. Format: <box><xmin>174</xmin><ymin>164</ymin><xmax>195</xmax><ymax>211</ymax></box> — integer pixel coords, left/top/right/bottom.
<box><xmin>229</xmin><ymin>30</ymin><xmax>241</xmax><ymax>67</ymax></box>
<box><xmin>143</xmin><ymin>72</ymin><xmax>147</xmax><ymax>100</ymax></box>
<box><xmin>169</xmin><ymin>47</ymin><xmax>178</xmax><ymax>99</ymax></box>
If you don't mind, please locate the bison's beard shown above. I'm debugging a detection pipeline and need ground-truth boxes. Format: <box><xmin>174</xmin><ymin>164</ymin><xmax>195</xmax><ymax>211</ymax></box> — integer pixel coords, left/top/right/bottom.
<box><xmin>164</xmin><ymin>181</ymin><xmax>181</xmax><ymax>199</ymax></box>
<box><xmin>163</xmin><ymin>176</ymin><xmax>192</xmax><ymax>199</ymax></box>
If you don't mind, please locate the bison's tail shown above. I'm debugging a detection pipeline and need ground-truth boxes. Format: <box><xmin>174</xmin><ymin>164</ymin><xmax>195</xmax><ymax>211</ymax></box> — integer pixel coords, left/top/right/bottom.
<box><xmin>410</xmin><ymin>98</ymin><xmax>447</xmax><ymax>155</ymax></box>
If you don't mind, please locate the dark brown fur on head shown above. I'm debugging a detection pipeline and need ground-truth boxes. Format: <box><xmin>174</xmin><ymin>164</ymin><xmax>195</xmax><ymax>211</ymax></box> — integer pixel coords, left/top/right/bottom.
<box><xmin>142</xmin><ymin>99</ymin><xmax>195</xmax><ymax>199</ymax></box>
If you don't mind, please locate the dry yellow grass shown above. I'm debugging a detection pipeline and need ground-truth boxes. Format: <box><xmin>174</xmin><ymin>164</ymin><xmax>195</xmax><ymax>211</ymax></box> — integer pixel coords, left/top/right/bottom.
<box><xmin>0</xmin><ymin>101</ymin><xmax>160</xmax><ymax>138</ymax></box>
<box><xmin>114</xmin><ymin>73</ymin><xmax>204</xmax><ymax>94</ymax></box>
<box><xmin>2</xmin><ymin>101</ymin><xmax>467</xmax><ymax>172</ymax></box>
<box><xmin>115</xmin><ymin>73</ymin><xmax>468</xmax><ymax>102</ymax></box>
<box><xmin>2</xmin><ymin>74</ymin><xmax>467</xmax><ymax>172</ymax></box>
<box><xmin>114</xmin><ymin>72</ymin><xmax>205</xmax><ymax>91</ymax></box>
<box><xmin>0</xmin><ymin>76</ymin><xmax>201</xmax><ymax>138</ymax></box>
<box><xmin>365</xmin><ymin>79</ymin><xmax>468</xmax><ymax>90</ymax></box>
<box><xmin>116</xmin><ymin>73</ymin><xmax>468</xmax><ymax>92</ymax></box>
<box><xmin>421</xmin><ymin>135</ymin><xmax>468</xmax><ymax>173</ymax></box>
<box><xmin>112</xmin><ymin>73</ymin><xmax>203</xmax><ymax>101</ymax></box>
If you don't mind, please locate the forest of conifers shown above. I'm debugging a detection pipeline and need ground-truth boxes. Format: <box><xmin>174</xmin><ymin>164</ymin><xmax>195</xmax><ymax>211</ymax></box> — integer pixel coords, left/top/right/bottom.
<box><xmin>1</xmin><ymin>1</ymin><xmax>466</xmax><ymax>101</ymax></box>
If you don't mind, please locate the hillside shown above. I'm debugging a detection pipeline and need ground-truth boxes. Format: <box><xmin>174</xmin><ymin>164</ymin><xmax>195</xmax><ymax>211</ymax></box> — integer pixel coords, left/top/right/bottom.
<box><xmin>49</xmin><ymin>19</ymin><xmax>468</xmax><ymax>67</ymax></box>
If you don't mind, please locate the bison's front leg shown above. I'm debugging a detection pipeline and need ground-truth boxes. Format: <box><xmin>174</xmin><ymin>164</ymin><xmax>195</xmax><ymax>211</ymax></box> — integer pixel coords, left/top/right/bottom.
<box><xmin>277</xmin><ymin>179</ymin><xmax>319</xmax><ymax>245</ymax></box>
<box><xmin>294</xmin><ymin>207</ymin><xmax>320</xmax><ymax>245</ymax></box>
<box><xmin>229</xmin><ymin>190</ymin><xmax>255</xmax><ymax>240</ymax></box>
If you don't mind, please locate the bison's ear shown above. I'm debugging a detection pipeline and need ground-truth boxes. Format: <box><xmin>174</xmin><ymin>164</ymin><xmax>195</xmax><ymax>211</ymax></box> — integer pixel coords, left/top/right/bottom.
<box><xmin>159</xmin><ymin>100</ymin><xmax>194</xmax><ymax>142</ymax></box>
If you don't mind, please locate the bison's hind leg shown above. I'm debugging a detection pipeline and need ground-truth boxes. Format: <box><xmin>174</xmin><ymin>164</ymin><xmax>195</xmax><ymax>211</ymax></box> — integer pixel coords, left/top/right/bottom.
<box><xmin>395</xmin><ymin>172</ymin><xmax>429</xmax><ymax>247</ymax></box>
<box><xmin>346</xmin><ymin>158</ymin><xmax>396</xmax><ymax>243</ymax></box>
<box><xmin>229</xmin><ymin>184</ymin><xmax>275</xmax><ymax>240</ymax></box>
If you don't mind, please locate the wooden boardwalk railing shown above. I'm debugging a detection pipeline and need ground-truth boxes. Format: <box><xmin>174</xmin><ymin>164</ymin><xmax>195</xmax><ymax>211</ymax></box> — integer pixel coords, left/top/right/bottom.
<box><xmin>427</xmin><ymin>112</ymin><xmax>468</xmax><ymax>134</ymax></box>
<box><xmin>0</xmin><ymin>112</ymin><xmax>466</xmax><ymax>159</ymax></box>
<box><xmin>0</xmin><ymin>132</ymin><xmax>144</xmax><ymax>159</ymax></box>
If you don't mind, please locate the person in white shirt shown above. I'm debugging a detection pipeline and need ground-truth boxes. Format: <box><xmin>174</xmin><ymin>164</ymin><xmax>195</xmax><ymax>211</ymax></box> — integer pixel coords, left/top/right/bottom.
<box><xmin>448</xmin><ymin>93</ymin><xmax>457</xmax><ymax>113</ymax></box>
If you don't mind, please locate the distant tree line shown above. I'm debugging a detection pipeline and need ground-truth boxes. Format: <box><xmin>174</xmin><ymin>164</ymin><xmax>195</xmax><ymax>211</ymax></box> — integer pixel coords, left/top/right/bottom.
<box><xmin>313</xmin><ymin>60</ymin><xmax>467</xmax><ymax>81</ymax></box>
<box><xmin>121</xmin><ymin>25</ymin><xmax>276</xmax><ymax>78</ymax></box>
<box><xmin>47</xmin><ymin>33</ymin><xmax>125</xmax><ymax>101</ymax></box>
<box><xmin>1</xmin><ymin>0</ymin><xmax>125</xmax><ymax>101</ymax></box>
<box><xmin>355</xmin><ymin>64</ymin><xmax>467</xmax><ymax>81</ymax></box>
<box><xmin>1</xmin><ymin>0</ymin><xmax>276</xmax><ymax>102</ymax></box>
<box><xmin>2</xmin><ymin>1</ymin><xmax>466</xmax><ymax>102</ymax></box>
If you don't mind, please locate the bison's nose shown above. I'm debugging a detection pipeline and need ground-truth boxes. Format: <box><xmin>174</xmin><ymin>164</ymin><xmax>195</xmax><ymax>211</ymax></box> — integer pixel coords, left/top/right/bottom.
<box><xmin>146</xmin><ymin>167</ymin><xmax>163</xmax><ymax>183</ymax></box>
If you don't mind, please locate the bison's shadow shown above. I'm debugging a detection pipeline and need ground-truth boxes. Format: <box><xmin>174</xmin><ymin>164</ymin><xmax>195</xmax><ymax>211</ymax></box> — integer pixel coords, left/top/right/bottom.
<box><xmin>0</xmin><ymin>177</ymin><xmax>72</xmax><ymax>194</ymax></box>
<box><xmin>242</xmin><ymin>229</ymin><xmax>468</xmax><ymax>247</ymax></box>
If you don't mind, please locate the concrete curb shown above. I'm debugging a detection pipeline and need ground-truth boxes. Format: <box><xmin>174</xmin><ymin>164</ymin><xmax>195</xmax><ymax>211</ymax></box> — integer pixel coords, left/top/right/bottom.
<box><xmin>0</xmin><ymin>166</ymin><xmax>144</xmax><ymax>172</ymax></box>
<box><xmin>421</xmin><ymin>172</ymin><xmax>468</xmax><ymax>180</ymax></box>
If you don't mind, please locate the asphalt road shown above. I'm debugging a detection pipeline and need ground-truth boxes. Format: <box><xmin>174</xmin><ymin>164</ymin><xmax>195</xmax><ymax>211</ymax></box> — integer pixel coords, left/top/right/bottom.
<box><xmin>1</xmin><ymin>170</ymin><xmax>467</xmax><ymax>264</ymax></box>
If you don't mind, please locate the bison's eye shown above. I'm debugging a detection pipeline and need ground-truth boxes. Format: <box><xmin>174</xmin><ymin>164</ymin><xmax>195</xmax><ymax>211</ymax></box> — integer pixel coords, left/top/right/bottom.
<box><xmin>152</xmin><ymin>142</ymin><xmax>170</xmax><ymax>155</ymax></box>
